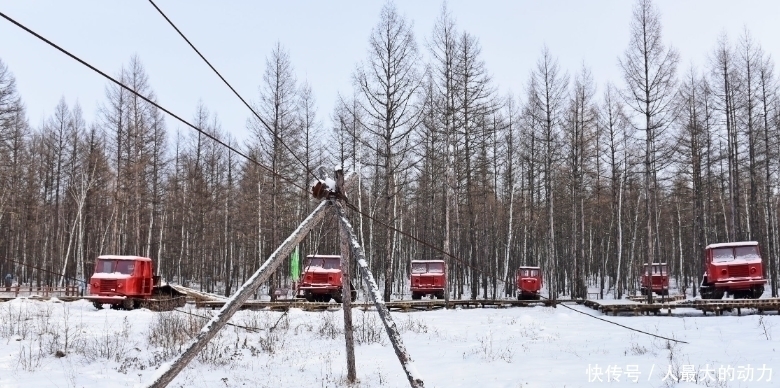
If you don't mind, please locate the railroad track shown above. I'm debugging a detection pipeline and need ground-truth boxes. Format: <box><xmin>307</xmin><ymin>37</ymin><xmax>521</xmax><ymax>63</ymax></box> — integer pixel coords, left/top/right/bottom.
<box><xmin>194</xmin><ymin>298</ymin><xmax>578</xmax><ymax>312</ymax></box>
<box><xmin>582</xmin><ymin>298</ymin><xmax>780</xmax><ymax>316</ymax></box>
<box><xmin>626</xmin><ymin>294</ymin><xmax>686</xmax><ymax>303</ymax></box>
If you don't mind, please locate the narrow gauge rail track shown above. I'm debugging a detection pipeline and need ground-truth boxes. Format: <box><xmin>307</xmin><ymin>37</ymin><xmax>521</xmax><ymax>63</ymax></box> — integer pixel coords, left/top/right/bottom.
<box><xmin>626</xmin><ymin>294</ymin><xmax>686</xmax><ymax>303</ymax></box>
<box><xmin>582</xmin><ymin>298</ymin><xmax>780</xmax><ymax>316</ymax></box>
<box><xmin>3</xmin><ymin>294</ymin><xmax>779</xmax><ymax>317</ymax></box>
<box><xmin>194</xmin><ymin>298</ymin><xmax>576</xmax><ymax>312</ymax></box>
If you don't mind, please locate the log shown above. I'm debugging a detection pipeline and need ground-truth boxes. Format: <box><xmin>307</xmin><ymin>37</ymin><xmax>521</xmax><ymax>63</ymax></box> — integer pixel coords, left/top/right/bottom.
<box><xmin>332</xmin><ymin>200</ymin><xmax>424</xmax><ymax>388</ymax></box>
<box><xmin>146</xmin><ymin>174</ymin><xmax>355</xmax><ymax>388</ymax></box>
<box><xmin>338</xmin><ymin>206</ymin><xmax>357</xmax><ymax>382</ymax></box>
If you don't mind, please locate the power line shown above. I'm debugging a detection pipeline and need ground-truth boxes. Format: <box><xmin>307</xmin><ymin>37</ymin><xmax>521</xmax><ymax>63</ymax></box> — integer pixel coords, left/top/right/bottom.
<box><xmin>2</xmin><ymin>6</ymin><xmax>685</xmax><ymax>348</ymax></box>
<box><xmin>148</xmin><ymin>0</ymin><xmax>319</xmax><ymax>184</ymax></box>
<box><xmin>342</xmin><ymin>202</ymin><xmax>689</xmax><ymax>344</ymax></box>
<box><xmin>145</xmin><ymin>1</ymin><xmax>482</xmax><ymax>283</ymax></box>
<box><xmin>0</xmin><ymin>10</ymin><xmax>308</xmax><ymax>195</ymax></box>
<box><xmin>540</xmin><ymin>295</ymin><xmax>689</xmax><ymax>344</ymax></box>
<box><xmin>343</xmin><ymin>201</ymin><xmax>511</xmax><ymax>286</ymax></box>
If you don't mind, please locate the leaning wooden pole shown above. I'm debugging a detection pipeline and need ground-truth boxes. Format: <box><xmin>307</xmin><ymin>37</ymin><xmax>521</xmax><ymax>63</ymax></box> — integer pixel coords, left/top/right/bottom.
<box><xmin>332</xmin><ymin>200</ymin><xmax>424</xmax><ymax>388</ymax></box>
<box><xmin>146</xmin><ymin>175</ymin><xmax>354</xmax><ymax>388</ymax></box>
<box><xmin>338</xmin><ymin>208</ymin><xmax>357</xmax><ymax>382</ymax></box>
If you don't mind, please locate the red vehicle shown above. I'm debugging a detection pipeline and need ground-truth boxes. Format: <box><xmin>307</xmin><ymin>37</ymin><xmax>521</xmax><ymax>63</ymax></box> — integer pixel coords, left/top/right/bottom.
<box><xmin>85</xmin><ymin>255</ymin><xmax>185</xmax><ymax>310</ymax></box>
<box><xmin>410</xmin><ymin>260</ymin><xmax>446</xmax><ymax>300</ymax></box>
<box><xmin>640</xmin><ymin>263</ymin><xmax>669</xmax><ymax>296</ymax></box>
<box><xmin>296</xmin><ymin>254</ymin><xmax>356</xmax><ymax>303</ymax></box>
<box><xmin>516</xmin><ymin>266</ymin><xmax>542</xmax><ymax>300</ymax></box>
<box><xmin>699</xmin><ymin>241</ymin><xmax>766</xmax><ymax>299</ymax></box>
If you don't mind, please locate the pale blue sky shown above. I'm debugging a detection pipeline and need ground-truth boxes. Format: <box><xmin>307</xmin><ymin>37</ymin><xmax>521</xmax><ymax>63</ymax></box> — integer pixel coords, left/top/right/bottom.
<box><xmin>2</xmin><ymin>1</ymin><xmax>780</xmax><ymax>143</ymax></box>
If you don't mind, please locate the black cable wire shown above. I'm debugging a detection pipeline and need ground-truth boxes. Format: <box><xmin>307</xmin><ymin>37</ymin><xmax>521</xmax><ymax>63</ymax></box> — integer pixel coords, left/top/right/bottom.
<box><xmin>148</xmin><ymin>0</ymin><xmax>320</xmax><ymax>184</ymax></box>
<box><xmin>145</xmin><ymin>0</ymin><xmax>499</xmax><ymax>287</ymax></box>
<box><xmin>342</xmin><ymin>202</ymin><xmax>690</xmax><ymax>344</ymax></box>
<box><xmin>0</xmin><ymin>10</ymin><xmax>308</xmax><ymax>195</ymax></box>
<box><xmin>7</xmin><ymin>260</ymin><xmax>86</xmax><ymax>285</ymax></box>
<box><xmin>538</xmin><ymin>295</ymin><xmax>689</xmax><ymax>344</ymax></box>
<box><xmin>2</xmin><ymin>6</ymin><xmax>685</xmax><ymax>347</ymax></box>
<box><xmin>343</xmin><ymin>201</ymin><xmax>510</xmax><ymax>286</ymax></box>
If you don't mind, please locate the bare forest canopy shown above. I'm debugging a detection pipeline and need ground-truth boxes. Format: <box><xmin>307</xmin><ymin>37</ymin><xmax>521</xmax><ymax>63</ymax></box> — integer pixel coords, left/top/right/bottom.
<box><xmin>1</xmin><ymin>0</ymin><xmax>779</xmax><ymax>301</ymax></box>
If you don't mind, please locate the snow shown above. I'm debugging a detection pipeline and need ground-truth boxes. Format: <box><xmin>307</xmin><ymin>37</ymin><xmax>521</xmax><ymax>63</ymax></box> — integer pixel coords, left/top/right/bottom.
<box><xmin>97</xmin><ymin>255</ymin><xmax>151</xmax><ymax>261</ymax></box>
<box><xmin>0</xmin><ymin>297</ymin><xmax>776</xmax><ymax>387</ymax></box>
<box><xmin>91</xmin><ymin>273</ymin><xmax>132</xmax><ymax>279</ymax></box>
<box><xmin>324</xmin><ymin>178</ymin><xmax>336</xmax><ymax>191</ymax></box>
<box><xmin>706</xmin><ymin>241</ymin><xmax>759</xmax><ymax>249</ymax></box>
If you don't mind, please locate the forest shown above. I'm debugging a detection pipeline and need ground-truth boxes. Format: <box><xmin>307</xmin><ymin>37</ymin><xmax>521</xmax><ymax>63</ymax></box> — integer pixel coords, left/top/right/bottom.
<box><xmin>0</xmin><ymin>0</ymin><xmax>778</xmax><ymax>302</ymax></box>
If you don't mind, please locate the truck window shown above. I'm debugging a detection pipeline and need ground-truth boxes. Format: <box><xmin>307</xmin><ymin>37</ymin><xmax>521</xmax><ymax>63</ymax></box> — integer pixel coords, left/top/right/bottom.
<box><xmin>428</xmin><ymin>263</ymin><xmax>444</xmax><ymax>273</ymax></box>
<box><xmin>411</xmin><ymin>262</ymin><xmax>427</xmax><ymax>274</ymax></box>
<box><xmin>735</xmin><ymin>246</ymin><xmax>759</xmax><ymax>261</ymax></box>
<box><xmin>96</xmin><ymin>260</ymin><xmax>115</xmax><ymax>273</ymax></box>
<box><xmin>116</xmin><ymin>261</ymin><xmax>135</xmax><ymax>275</ymax></box>
<box><xmin>306</xmin><ymin>257</ymin><xmax>340</xmax><ymax>270</ymax></box>
<box><xmin>712</xmin><ymin>248</ymin><xmax>735</xmax><ymax>262</ymax></box>
<box><xmin>530</xmin><ymin>269</ymin><xmax>538</xmax><ymax>277</ymax></box>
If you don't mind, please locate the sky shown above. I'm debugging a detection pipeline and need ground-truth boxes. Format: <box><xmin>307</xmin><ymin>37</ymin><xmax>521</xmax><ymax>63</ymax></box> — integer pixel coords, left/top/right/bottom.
<box><xmin>2</xmin><ymin>1</ymin><xmax>780</xmax><ymax>144</ymax></box>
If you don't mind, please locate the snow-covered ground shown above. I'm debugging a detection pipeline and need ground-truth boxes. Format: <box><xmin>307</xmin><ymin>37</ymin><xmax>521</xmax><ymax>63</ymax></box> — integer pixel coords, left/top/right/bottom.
<box><xmin>0</xmin><ymin>298</ymin><xmax>776</xmax><ymax>388</ymax></box>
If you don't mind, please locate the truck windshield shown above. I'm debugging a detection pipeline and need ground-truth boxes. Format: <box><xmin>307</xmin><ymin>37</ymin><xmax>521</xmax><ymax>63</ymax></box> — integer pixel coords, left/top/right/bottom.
<box><xmin>428</xmin><ymin>263</ymin><xmax>444</xmax><ymax>273</ymax></box>
<box><xmin>411</xmin><ymin>262</ymin><xmax>427</xmax><ymax>273</ymax></box>
<box><xmin>712</xmin><ymin>248</ymin><xmax>734</xmax><ymax>263</ymax></box>
<box><xmin>306</xmin><ymin>258</ymin><xmax>340</xmax><ymax>270</ymax></box>
<box><xmin>735</xmin><ymin>246</ymin><xmax>759</xmax><ymax>261</ymax></box>
<box><xmin>95</xmin><ymin>259</ymin><xmax>135</xmax><ymax>275</ymax></box>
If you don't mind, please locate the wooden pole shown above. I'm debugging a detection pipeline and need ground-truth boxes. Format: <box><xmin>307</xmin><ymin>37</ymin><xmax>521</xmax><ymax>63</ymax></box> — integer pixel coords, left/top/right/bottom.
<box><xmin>145</xmin><ymin>175</ymin><xmax>355</xmax><ymax>388</ymax></box>
<box><xmin>338</xmin><ymin>202</ymin><xmax>357</xmax><ymax>382</ymax></box>
<box><xmin>332</xmin><ymin>200</ymin><xmax>424</xmax><ymax>388</ymax></box>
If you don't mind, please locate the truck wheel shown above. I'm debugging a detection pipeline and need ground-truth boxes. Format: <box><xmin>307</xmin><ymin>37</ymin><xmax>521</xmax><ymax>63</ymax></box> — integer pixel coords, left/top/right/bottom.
<box><xmin>411</xmin><ymin>292</ymin><xmax>421</xmax><ymax>300</ymax></box>
<box><xmin>122</xmin><ymin>299</ymin><xmax>134</xmax><ymax>310</ymax></box>
<box><xmin>93</xmin><ymin>302</ymin><xmax>104</xmax><ymax>310</ymax></box>
<box><xmin>751</xmin><ymin>286</ymin><xmax>764</xmax><ymax>299</ymax></box>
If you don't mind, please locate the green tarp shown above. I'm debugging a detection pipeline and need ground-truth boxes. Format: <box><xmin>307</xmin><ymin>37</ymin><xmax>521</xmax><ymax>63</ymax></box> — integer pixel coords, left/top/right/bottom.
<box><xmin>290</xmin><ymin>245</ymin><xmax>300</xmax><ymax>281</ymax></box>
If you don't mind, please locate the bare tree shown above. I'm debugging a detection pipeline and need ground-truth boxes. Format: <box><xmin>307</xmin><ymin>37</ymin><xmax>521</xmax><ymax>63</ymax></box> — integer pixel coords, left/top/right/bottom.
<box><xmin>248</xmin><ymin>42</ymin><xmax>302</xmax><ymax>299</ymax></box>
<box><xmin>758</xmin><ymin>51</ymin><xmax>778</xmax><ymax>296</ymax></box>
<box><xmin>528</xmin><ymin>46</ymin><xmax>568</xmax><ymax>298</ymax></box>
<box><xmin>354</xmin><ymin>2</ymin><xmax>423</xmax><ymax>301</ymax></box>
<box><xmin>564</xmin><ymin>65</ymin><xmax>597</xmax><ymax>299</ymax></box>
<box><xmin>619</xmin><ymin>0</ymin><xmax>679</xmax><ymax>303</ymax></box>
<box><xmin>428</xmin><ymin>2</ymin><xmax>459</xmax><ymax>302</ymax></box>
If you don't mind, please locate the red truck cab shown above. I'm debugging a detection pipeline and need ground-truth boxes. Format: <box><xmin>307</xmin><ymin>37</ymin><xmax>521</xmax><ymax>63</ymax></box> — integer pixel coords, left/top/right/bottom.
<box><xmin>640</xmin><ymin>263</ymin><xmax>669</xmax><ymax>296</ymax></box>
<box><xmin>516</xmin><ymin>266</ymin><xmax>542</xmax><ymax>300</ymax></box>
<box><xmin>297</xmin><ymin>254</ymin><xmax>356</xmax><ymax>303</ymax></box>
<box><xmin>699</xmin><ymin>241</ymin><xmax>766</xmax><ymax>299</ymax></box>
<box><xmin>86</xmin><ymin>255</ymin><xmax>154</xmax><ymax>309</ymax></box>
<box><xmin>410</xmin><ymin>260</ymin><xmax>446</xmax><ymax>300</ymax></box>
